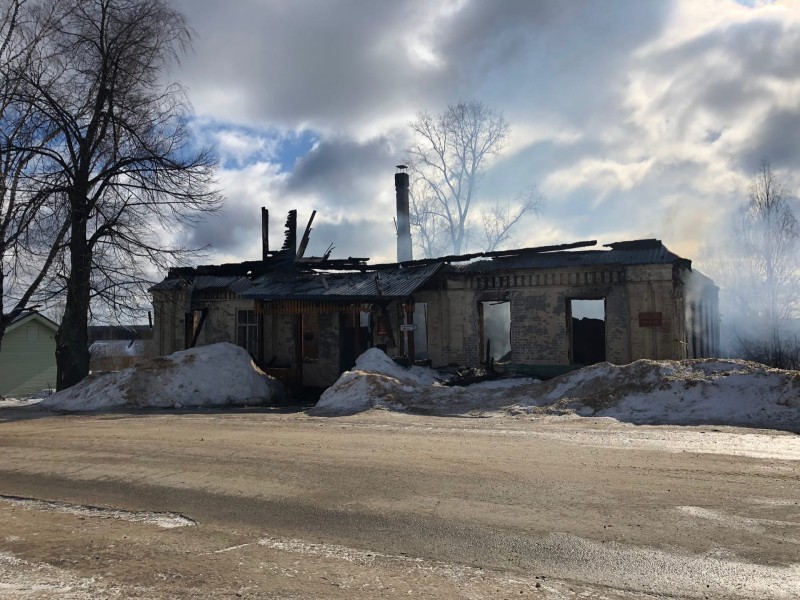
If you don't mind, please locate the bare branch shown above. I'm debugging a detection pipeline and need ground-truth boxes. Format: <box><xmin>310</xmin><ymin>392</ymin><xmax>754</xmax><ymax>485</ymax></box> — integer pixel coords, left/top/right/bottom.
<box><xmin>407</xmin><ymin>100</ymin><xmax>539</xmax><ymax>257</ymax></box>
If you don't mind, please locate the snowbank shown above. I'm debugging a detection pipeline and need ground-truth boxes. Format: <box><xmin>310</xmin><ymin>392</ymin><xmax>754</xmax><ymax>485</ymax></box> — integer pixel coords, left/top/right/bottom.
<box><xmin>520</xmin><ymin>359</ymin><xmax>800</xmax><ymax>429</ymax></box>
<box><xmin>41</xmin><ymin>343</ymin><xmax>288</xmax><ymax>411</ymax></box>
<box><xmin>312</xmin><ymin>352</ymin><xmax>800</xmax><ymax>430</ymax></box>
<box><xmin>311</xmin><ymin>348</ymin><xmax>535</xmax><ymax>416</ymax></box>
<box><xmin>310</xmin><ymin>348</ymin><xmax>440</xmax><ymax>415</ymax></box>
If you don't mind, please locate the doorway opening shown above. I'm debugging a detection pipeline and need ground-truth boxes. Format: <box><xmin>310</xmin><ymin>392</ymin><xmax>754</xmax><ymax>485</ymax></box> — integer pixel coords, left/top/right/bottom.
<box><xmin>413</xmin><ymin>302</ymin><xmax>429</xmax><ymax>360</ymax></box>
<box><xmin>480</xmin><ymin>301</ymin><xmax>511</xmax><ymax>364</ymax></box>
<box><xmin>339</xmin><ymin>309</ymin><xmax>370</xmax><ymax>373</ymax></box>
<box><xmin>569</xmin><ymin>298</ymin><xmax>606</xmax><ymax>365</ymax></box>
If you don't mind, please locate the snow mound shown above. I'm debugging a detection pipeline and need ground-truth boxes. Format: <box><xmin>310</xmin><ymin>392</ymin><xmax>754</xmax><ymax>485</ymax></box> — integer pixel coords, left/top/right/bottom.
<box><xmin>352</xmin><ymin>348</ymin><xmax>439</xmax><ymax>385</ymax></box>
<box><xmin>311</xmin><ymin>348</ymin><xmax>534</xmax><ymax>416</ymax></box>
<box><xmin>41</xmin><ymin>343</ymin><xmax>288</xmax><ymax>411</ymax></box>
<box><xmin>312</xmin><ymin>352</ymin><xmax>800</xmax><ymax>430</ymax></box>
<box><xmin>516</xmin><ymin>359</ymin><xmax>800</xmax><ymax>429</ymax></box>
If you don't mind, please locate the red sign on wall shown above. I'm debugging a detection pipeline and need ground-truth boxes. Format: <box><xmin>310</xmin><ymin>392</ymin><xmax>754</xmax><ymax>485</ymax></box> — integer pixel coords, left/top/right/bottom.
<box><xmin>638</xmin><ymin>312</ymin><xmax>663</xmax><ymax>328</ymax></box>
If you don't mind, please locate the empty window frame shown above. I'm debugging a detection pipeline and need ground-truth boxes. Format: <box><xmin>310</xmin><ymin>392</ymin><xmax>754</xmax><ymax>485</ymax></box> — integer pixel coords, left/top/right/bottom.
<box><xmin>569</xmin><ymin>298</ymin><xmax>606</xmax><ymax>365</ymax></box>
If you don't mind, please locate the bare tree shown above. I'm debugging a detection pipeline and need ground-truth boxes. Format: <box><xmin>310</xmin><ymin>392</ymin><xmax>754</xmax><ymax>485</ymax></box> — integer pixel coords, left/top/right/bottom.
<box><xmin>408</xmin><ymin>101</ymin><xmax>510</xmax><ymax>256</ymax></box>
<box><xmin>478</xmin><ymin>185</ymin><xmax>544</xmax><ymax>252</ymax></box>
<box><xmin>703</xmin><ymin>160</ymin><xmax>800</xmax><ymax>368</ymax></box>
<box><xmin>408</xmin><ymin>179</ymin><xmax>450</xmax><ymax>259</ymax></box>
<box><xmin>0</xmin><ymin>0</ymin><xmax>69</xmax><ymax>349</ymax></box>
<box><xmin>736</xmin><ymin>161</ymin><xmax>799</xmax><ymax>367</ymax></box>
<box><xmin>9</xmin><ymin>0</ymin><xmax>221</xmax><ymax>389</ymax></box>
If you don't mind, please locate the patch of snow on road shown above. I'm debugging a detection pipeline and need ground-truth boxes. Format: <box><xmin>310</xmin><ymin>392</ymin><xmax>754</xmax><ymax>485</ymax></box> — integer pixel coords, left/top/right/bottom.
<box><xmin>0</xmin><ymin>495</ymin><xmax>195</xmax><ymax>528</ymax></box>
<box><xmin>39</xmin><ymin>342</ymin><xmax>287</xmax><ymax>411</ymax></box>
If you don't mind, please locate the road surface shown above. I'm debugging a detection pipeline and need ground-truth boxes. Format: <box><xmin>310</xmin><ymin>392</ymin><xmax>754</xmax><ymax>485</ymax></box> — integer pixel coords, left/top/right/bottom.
<box><xmin>0</xmin><ymin>407</ymin><xmax>798</xmax><ymax>598</ymax></box>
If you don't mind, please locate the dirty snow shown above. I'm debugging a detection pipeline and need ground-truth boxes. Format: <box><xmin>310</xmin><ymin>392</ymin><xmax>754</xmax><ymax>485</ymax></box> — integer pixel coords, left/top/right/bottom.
<box><xmin>40</xmin><ymin>342</ymin><xmax>287</xmax><ymax>411</ymax></box>
<box><xmin>312</xmin><ymin>352</ymin><xmax>800</xmax><ymax>430</ymax></box>
<box><xmin>311</xmin><ymin>348</ymin><xmax>536</xmax><ymax>416</ymax></box>
<box><xmin>520</xmin><ymin>359</ymin><xmax>800</xmax><ymax>429</ymax></box>
<box><xmin>0</xmin><ymin>495</ymin><xmax>195</xmax><ymax>528</ymax></box>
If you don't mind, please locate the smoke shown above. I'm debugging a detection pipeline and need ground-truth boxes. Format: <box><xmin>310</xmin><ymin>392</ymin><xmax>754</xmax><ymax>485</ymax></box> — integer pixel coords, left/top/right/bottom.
<box><xmin>695</xmin><ymin>175</ymin><xmax>800</xmax><ymax>369</ymax></box>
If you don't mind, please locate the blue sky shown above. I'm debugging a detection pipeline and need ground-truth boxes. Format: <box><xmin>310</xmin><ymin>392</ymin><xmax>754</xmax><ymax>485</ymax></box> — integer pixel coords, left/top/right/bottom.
<box><xmin>171</xmin><ymin>0</ymin><xmax>800</xmax><ymax>267</ymax></box>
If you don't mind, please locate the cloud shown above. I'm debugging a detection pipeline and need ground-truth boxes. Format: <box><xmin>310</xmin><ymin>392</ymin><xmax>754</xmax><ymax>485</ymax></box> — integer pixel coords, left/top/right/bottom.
<box><xmin>174</xmin><ymin>0</ymin><xmax>444</xmax><ymax>136</ymax></box>
<box><xmin>286</xmin><ymin>134</ymin><xmax>404</xmax><ymax>213</ymax></box>
<box><xmin>164</xmin><ymin>0</ymin><xmax>800</xmax><ymax>271</ymax></box>
<box><xmin>304</xmin><ymin>218</ymin><xmax>399</xmax><ymax>263</ymax></box>
<box><xmin>180</xmin><ymin>162</ymin><xmax>287</xmax><ymax>258</ymax></box>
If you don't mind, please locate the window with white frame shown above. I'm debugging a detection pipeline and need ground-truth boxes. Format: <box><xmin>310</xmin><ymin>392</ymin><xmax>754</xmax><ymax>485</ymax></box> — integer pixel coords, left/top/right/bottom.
<box><xmin>236</xmin><ymin>309</ymin><xmax>258</xmax><ymax>357</ymax></box>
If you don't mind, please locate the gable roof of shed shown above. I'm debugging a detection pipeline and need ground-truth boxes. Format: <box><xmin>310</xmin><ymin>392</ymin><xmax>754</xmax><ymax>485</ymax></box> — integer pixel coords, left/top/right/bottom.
<box><xmin>4</xmin><ymin>311</ymin><xmax>59</xmax><ymax>334</ymax></box>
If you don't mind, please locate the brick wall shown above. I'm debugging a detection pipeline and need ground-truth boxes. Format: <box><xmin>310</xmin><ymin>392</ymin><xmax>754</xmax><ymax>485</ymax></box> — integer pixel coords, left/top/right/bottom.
<box><xmin>420</xmin><ymin>264</ymin><xmax>689</xmax><ymax>367</ymax></box>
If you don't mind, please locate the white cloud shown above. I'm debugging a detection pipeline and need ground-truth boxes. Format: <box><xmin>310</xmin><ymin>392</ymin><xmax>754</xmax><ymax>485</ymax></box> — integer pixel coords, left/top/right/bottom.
<box><xmin>167</xmin><ymin>0</ymin><xmax>800</xmax><ymax>268</ymax></box>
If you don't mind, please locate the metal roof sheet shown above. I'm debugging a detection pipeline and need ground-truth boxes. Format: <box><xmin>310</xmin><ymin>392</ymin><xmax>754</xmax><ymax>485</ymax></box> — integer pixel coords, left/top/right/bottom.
<box><xmin>240</xmin><ymin>262</ymin><xmax>443</xmax><ymax>301</ymax></box>
<box><xmin>456</xmin><ymin>241</ymin><xmax>687</xmax><ymax>273</ymax></box>
<box><xmin>149</xmin><ymin>240</ymin><xmax>690</xmax><ymax>296</ymax></box>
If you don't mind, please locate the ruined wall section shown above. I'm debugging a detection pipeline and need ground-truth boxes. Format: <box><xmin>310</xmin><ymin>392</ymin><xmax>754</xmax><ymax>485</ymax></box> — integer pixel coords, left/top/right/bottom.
<box><xmin>420</xmin><ymin>264</ymin><xmax>693</xmax><ymax>367</ymax></box>
<box><xmin>194</xmin><ymin>297</ymin><xmax>255</xmax><ymax>349</ymax></box>
<box><xmin>468</xmin><ymin>268</ymin><xmax>630</xmax><ymax>366</ymax></box>
<box><xmin>625</xmin><ymin>264</ymin><xmax>683</xmax><ymax>360</ymax></box>
<box><xmin>420</xmin><ymin>275</ymin><xmax>481</xmax><ymax>366</ymax></box>
<box><xmin>150</xmin><ymin>289</ymin><xmax>190</xmax><ymax>357</ymax></box>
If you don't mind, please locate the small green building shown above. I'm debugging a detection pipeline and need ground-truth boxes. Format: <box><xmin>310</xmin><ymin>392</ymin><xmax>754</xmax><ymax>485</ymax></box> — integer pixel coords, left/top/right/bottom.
<box><xmin>0</xmin><ymin>311</ymin><xmax>59</xmax><ymax>398</ymax></box>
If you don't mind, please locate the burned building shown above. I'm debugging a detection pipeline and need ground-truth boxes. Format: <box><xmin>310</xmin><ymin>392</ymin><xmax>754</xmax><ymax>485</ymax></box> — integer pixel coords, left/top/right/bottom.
<box><xmin>150</xmin><ymin>187</ymin><xmax>720</xmax><ymax>389</ymax></box>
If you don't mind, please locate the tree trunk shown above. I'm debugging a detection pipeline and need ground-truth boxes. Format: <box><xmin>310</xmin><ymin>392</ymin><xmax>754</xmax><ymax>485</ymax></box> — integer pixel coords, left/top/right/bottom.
<box><xmin>55</xmin><ymin>193</ymin><xmax>91</xmax><ymax>390</ymax></box>
<box><xmin>0</xmin><ymin>261</ymin><xmax>5</xmax><ymax>352</ymax></box>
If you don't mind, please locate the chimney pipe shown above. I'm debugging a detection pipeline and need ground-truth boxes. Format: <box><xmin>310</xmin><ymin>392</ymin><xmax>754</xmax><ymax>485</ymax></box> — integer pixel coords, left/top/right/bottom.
<box><xmin>395</xmin><ymin>165</ymin><xmax>412</xmax><ymax>263</ymax></box>
<box><xmin>261</xmin><ymin>207</ymin><xmax>269</xmax><ymax>261</ymax></box>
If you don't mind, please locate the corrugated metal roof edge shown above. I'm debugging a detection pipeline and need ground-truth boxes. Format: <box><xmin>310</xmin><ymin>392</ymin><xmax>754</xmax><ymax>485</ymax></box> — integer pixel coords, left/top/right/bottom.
<box><xmin>452</xmin><ymin>240</ymin><xmax>692</xmax><ymax>274</ymax></box>
<box><xmin>240</xmin><ymin>262</ymin><xmax>445</xmax><ymax>301</ymax></box>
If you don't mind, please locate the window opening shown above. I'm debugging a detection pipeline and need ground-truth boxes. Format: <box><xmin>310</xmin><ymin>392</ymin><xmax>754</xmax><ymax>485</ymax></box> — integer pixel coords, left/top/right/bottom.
<box><xmin>481</xmin><ymin>301</ymin><xmax>511</xmax><ymax>363</ymax></box>
<box><xmin>184</xmin><ymin>308</ymin><xmax>206</xmax><ymax>349</ymax></box>
<box><xmin>236</xmin><ymin>309</ymin><xmax>258</xmax><ymax>357</ymax></box>
<box><xmin>569</xmin><ymin>299</ymin><xmax>605</xmax><ymax>365</ymax></box>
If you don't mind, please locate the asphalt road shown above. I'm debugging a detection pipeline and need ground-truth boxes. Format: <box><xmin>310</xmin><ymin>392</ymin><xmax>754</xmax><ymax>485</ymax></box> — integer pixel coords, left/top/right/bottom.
<box><xmin>0</xmin><ymin>407</ymin><xmax>798</xmax><ymax>598</ymax></box>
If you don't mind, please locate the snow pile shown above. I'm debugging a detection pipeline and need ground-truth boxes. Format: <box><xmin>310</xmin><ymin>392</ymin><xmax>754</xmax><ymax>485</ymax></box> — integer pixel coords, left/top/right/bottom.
<box><xmin>311</xmin><ymin>348</ymin><xmax>441</xmax><ymax>415</ymax></box>
<box><xmin>313</xmin><ymin>352</ymin><xmax>800</xmax><ymax>429</ymax></box>
<box><xmin>41</xmin><ymin>342</ymin><xmax>288</xmax><ymax>411</ymax></box>
<box><xmin>311</xmin><ymin>348</ymin><xmax>535</xmax><ymax>416</ymax></box>
<box><xmin>520</xmin><ymin>359</ymin><xmax>800</xmax><ymax>428</ymax></box>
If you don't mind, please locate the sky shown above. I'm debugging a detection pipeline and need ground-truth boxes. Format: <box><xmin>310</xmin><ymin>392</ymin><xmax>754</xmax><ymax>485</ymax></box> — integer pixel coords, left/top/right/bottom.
<box><xmin>169</xmin><ymin>0</ymin><xmax>800</xmax><ymax>268</ymax></box>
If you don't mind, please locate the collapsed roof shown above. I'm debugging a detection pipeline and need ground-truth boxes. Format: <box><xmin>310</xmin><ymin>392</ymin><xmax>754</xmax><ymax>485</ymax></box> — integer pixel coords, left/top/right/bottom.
<box><xmin>151</xmin><ymin>210</ymin><xmax>699</xmax><ymax>301</ymax></box>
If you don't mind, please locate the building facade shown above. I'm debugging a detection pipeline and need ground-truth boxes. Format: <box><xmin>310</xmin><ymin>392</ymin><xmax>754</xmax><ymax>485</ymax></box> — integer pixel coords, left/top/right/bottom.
<box><xmin>149</xmin><ymin>229</ymin><xmax>719</xmax><ymax>389</ymax></box>
<box><xmin>0</xmin><ymin>311</ymin><xmax>59</xmax><ymax>397</ymax></box>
